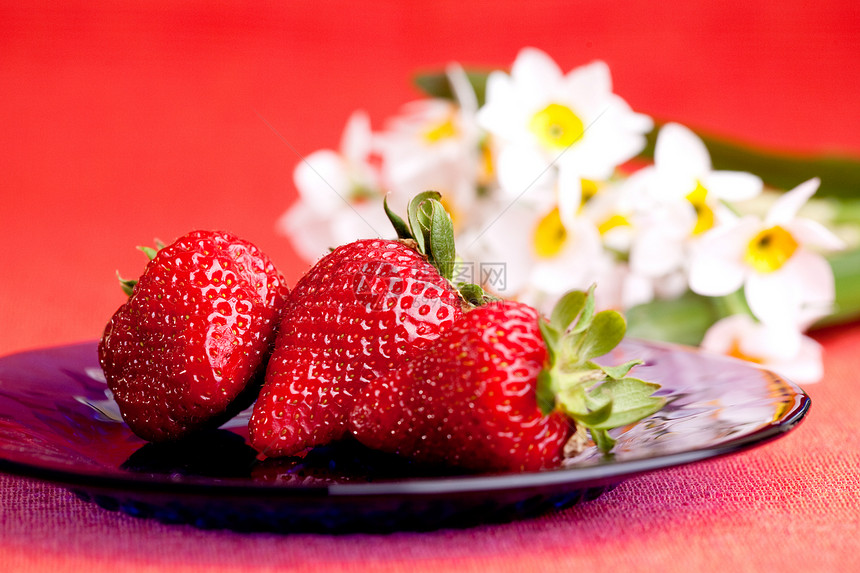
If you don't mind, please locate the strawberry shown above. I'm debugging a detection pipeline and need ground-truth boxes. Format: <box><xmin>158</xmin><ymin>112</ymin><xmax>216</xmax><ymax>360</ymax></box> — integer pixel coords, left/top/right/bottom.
<box><xmin>249</xmin><ymin>192</ymin><xmax>486</xmax><ymax>458</ymax></box>
<box><xmin>99</xmin><ymin>230</ymin><xmax>289</xmax><ymax>442</ymax></box>
<box><xmin>349</xmin><ymin>288</ymin><xmax>665</xmax><ymax>473</ymax></box>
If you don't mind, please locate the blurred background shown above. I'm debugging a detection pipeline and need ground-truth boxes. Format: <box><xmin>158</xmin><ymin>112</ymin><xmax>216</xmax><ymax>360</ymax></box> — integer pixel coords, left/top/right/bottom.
<box><xmin>1</xmin><ymin>1</ymin><xmax>858</xmax><ymax>354</ymax></box>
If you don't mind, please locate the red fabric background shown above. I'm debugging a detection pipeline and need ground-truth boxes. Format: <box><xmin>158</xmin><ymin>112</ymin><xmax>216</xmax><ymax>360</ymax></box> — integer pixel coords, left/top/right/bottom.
<box><xmin>1</xmin><ymin>2</ymin><xmax>859</xmax><ymax>571</ymax></box>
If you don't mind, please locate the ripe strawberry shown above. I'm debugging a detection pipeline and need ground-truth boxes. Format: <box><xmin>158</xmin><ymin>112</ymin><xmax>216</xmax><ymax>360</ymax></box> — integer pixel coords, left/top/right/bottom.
<box><xmin>249</xmin><ymin>238</ymin><xmax>464</xmax><ymax>457</ymax></box>
<box><xmin>99</xmin><ymin>230</ymin><xmax>289</xmax><ymax>442</ymax></box>
<box><xmin>350</xmin><ymin>301</ymin><xmax>569</xmax><ymax>472</ymax></box>
<box><xmin>349</xmin><ymin>289</ymin><xmax>665</xmax><ymax>473</ymax></box>
<box><xmin>249</xmin><ymin>192</ymin><xmax>484</xmax><ymax>458</ymax></box>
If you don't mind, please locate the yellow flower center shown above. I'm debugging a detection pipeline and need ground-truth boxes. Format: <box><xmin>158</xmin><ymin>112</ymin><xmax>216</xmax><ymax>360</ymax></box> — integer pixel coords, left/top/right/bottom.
<box><xmin>598</xmin><ymin>214</ymin><xmax>631</xmax><ymax>236</ymax></box>
<box><xmin>727</xmin><ymin>339</ymin><xmax>764</xmax><ymax>365</ymax></box>
<box><xmin>579</xmin><ymin>179</ymin><xmax>600</xmax><ymax>211</ymax></box>
<box><xmin>533</xmin><ymin>207</ymin><xmax>567</xmax><ymax>258</ymax></box>
<box><xmin>744</xmin><ymin>225</ymin><xmax>799</xmax><ymax>273</ymax></box>
<box><xmin>477</xmin><ymin>137</ymin><xmax>495</xmax><ymax>188</ymax></box>
<box><xmin>422</xmin><ymin>116</ymin><xmax>458</xmax><ymax>143</ymax></box>
<box><xmin>349</xmin><ymin>185</ymin><xmax>376</xmax><ymax>204</ymax></box>
<box><xmin>529</xmin><ymin>103</ymin><xmax>585</xmax><ymax>150</ymax></box>
<box><xmin>686</xmin><ymin>181</ymin><xmax>715</xmax><ymax>235</ymax></box>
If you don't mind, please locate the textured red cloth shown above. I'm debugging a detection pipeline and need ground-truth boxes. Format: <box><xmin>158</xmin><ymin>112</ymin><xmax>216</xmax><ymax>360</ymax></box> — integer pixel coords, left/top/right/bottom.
<box><xmin>1</xmin><ymin>2</ymin><xmax>859</xmax><ymax>571</ymax></box>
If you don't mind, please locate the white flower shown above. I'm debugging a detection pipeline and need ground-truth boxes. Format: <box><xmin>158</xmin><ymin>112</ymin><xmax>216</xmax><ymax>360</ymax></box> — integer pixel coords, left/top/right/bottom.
<box><xmin>476</xmin><ymin>47</ymin><xmax>652</xmax><ymax>204</ymax></box>
<box><xmin>461</xmin><ymin>186</ymin><xmax>603</xmax><ymax>310</ymax></box>
<box><xmin>648</xmin><ymin>123</ymin><xmax>764</xmax><ymax>236</ymax></box>
<box><xmin>702</xmin><ymin>314</ymin><xmax>823</xmax><ymax>384</ymax></box>
<box><xmin>689</xmin><ymin>178</ymin><xmax>844</xmax><ymax>325</ymax></box>
<box><xmin>277</xmin><ymin>111</ymin><xmax>388</xmax><ymax>262</ymax></box>
<box><xmin>378</xmin><ymin>64</ymin><xmax>486</xmax><ymax>230</ymax></box>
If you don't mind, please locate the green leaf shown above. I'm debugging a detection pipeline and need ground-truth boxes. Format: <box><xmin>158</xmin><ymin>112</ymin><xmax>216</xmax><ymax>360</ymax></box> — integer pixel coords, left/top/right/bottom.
<box><xmin>422</xmin><ymin>199</ymin><xmax>456</xmax><ymax>281</ymax></box>
<box><xmin>384</xmin><ymin>195</ymin><xmax>413</xmax><ymax>240</ymax></box>
<box><xmin>458</xmin><ymin>283</ymin><xmax>484</xmax><ymax>305</ymax></box>
<box><xmin>816</xmin><ymin>247</ymin><xmax>860</xmax><ymax>327</ymax></box>
<box><xmin>550</xmin><ymin>290</ymin><xmax>586</xmax><ymax>332</ymax></box>
<box><xmin>538</xmin><ymin>320</ymin><xmax>561</xmax><ymax>365</ymax></box>
<box><xmin>625</xmin><ymin>290</ymin><xmax>719</xmax><ymax>346</ymax></box>
<box><xmin>556</xmin><ymin>385</ymin><xmax>613</xmax><ymax>426</ymax></box>
<box><xmin>587</xmin><ymin>359</ymin><xmax>643</xmax><ymax>380</ymax></box>
<box><xmin>414</xmin><ymin>70</ymin><xmax>491</xmax><ymax>107</ymax></box>
<box><xmin>116</xmin><ymin>271</ymin><xmax>137</xmax><ymax>297</ymax></box>
<box><xmin>407</xmin><ymin>191</ymin><xmax>441</xmax><ymax>254</ymax></box>
<box><xmin>137</xmin><ymin>245</ymin><xmax>159</xmax><ymax>260</ymax></box>
<box><xmin>590</xmin><ymin>428</ymin><xmax>616</xmax><ymax>454</ymax></box>
<box><xmin>569</xmin><ymin>285</ymin><xmax>597</xmax><ymax>335</ymax></box>
<box><xmin>586</xmin><ymin>377</ymin><xmax>665</xmax><ymax>430</ymax></box>
<box><xmin>576</xmin><ymin>310</ymin><xmax>627</xmax><ymax>361</ymax></box>
<box><xmin>536</xmin><ymin>369</ymin><xmax>556</xmax><ymax>416</ymax></box>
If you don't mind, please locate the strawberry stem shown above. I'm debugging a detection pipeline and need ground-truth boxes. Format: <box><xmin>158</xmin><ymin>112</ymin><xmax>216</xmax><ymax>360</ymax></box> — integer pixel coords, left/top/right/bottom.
<box><xmin>385</xmin><ymin>192</ymin><xmax>491</xmax><ymax>307</ymax></box>
<box><xmin>116</xmin><ymin>240</ymin><xmax>165</xmax><ymax>296</ymax></box>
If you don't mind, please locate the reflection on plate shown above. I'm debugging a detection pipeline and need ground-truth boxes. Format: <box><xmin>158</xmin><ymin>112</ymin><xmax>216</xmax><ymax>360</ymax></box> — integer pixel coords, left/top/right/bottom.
<box><xmin>0</xmin><ymin>340</ymin><xmax>809</xmax><ymax>533</ymax></box>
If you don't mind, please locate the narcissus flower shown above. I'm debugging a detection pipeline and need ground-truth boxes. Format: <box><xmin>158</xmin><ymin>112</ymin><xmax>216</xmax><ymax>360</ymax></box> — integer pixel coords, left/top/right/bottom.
<box><xmin>689</xmin><ymin>178</ymin><xmax>844</xmax><ymax>325</ymax></box>
<box><xmin>477</xmin><ymin>47</ymin><xmax>652</xmax><ymax>204</ymax></box>
<box><xmin>377</xmin><ymin>65</ymin><xmax>485</xmax><ymax>231</ymax></box>
<box><xmin>702</xmin><ymin>314</ymin><xmax>823</xmax><ymax>384</ymax></box>
<box><xmin>462</xmin><ymin>187</ymin><xmax>603</xmax><ymax>308</ymax></box>
<box><xmin>647</xmin><ymin>123</ymin><xmax>764</xmax><ymax>236</ymax></box>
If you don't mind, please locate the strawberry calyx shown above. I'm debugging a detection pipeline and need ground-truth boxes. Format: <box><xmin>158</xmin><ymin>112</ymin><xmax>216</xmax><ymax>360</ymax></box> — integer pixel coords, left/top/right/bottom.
<box><xmin>116</xmin><ymin>239</ymin><xmax>166</xmax><ymax>296</ymax></box>
<box><xmin>385</xmin><ymin>192</ymin><xmax>495</xmax><ymax>307</ymax></box>
<box><xmin>536</xmin><ymin>285</ymin><xmax>666</xmax><ymax>454</ymax></box>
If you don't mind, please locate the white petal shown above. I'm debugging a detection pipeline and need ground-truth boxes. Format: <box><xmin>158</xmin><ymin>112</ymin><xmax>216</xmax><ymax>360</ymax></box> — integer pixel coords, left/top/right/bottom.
<box><xmin>786</xmin><ymin>218</ymin><xmax>846</xmax><ymax>251</ymax></box>
<box><xmin>495</xmin><ymin>144</ymin><xmax>556</xmax><ymax>202</ymax></box>
<box><xmin>464</xmin><ymin>205</ymin><xmax>537</xmax><ymax>296</ymax></box>
<box><xmin>621</xmin><ymin>271</ymin><xmax>657</xmax><ymax>309</ymax></box>
<box><xmin>654</xmin><ymin>123</ymin><xmax>711</xmax><ymax>185</ymax></box>
<box><xmin>688</xmin><ymin>251</ymin><xmax>746</xmax><ymax>296</ymax></box>
<box><xmin>704</xmin><ymin>171</ymin><xmax>763</xmax><ymax>202</ymax></box>
<box><xmin>774</xmin><ymin>335</ymin><xmax>823</xmax><ymax>384</ymax></box>
<box><xmin>629</xmin><ymin>227</ymin><xmax>686</xmax><ymax>278</ymax></box>
<box><xmin>787</xmin><ymin>250</ymin><xmax>837</xmax><ymax>324</ymax></box>
<box><xmin>653</xmin><ymin>270</ymin><xmax>689</xmax><ymax>299</ymax></box>
<box><xmin>556</xmin><ymin>170</ymin><xmax>583</xmax><ymax>229</ymax></box>
<box><xmin>340</xmin><ymin>110</ymin><xmax>373</xmax><ymax>162</ymax></box>
<box><xmin>511</xmin><ymin>47</ymin><xmax>562</xmax><ymax>104</ymax></box>
<box><xmin>766</xmin><ymin>178</ymin><xmax>820</xmax><ymax>225</ymax></box>
<box><xmin>293</xmin><ymin>150</ymin><xmax>350</xmax><ymax>213</ymax></box>
<box><xmin>745</xmin><ymin>270</ymin><xmax>802</xmax><ymax>324</ymax></box>
<box><xmin>701</xmin><ymin>315</ymin><xmax>755</xmax><ymax>355</ymax></box>
<box><xmin>625</xmin><ymin>110</ymin><xmax>655</xmax><ymax>133</ymax></box>
<box><xmin>739</xmin><ymin>321</ymin><xmax>801</xmax><ymax>361</ymax></box>
<box><xmin>476</xmin><ymin>72</ymin><xmax>519</xmax><ymax>140</ymax></box>
<box><xmin>276</xmin><ymin>202</ymin><xmax>333</xmax><ymax>263</ymax></box>
<box><xmin>687</xmin><ymin>220</ymin><xmax>756</xmax><ymax>296</ymax></box>
<box><xmin>331</xmin><ymin>201</ymin><xmax>388</xmax><ymax>245</ymax></box>
<box><xmin>561</xmin><ymin>60</ymin><xmax>612</xmax><ymax>109</ymax></box>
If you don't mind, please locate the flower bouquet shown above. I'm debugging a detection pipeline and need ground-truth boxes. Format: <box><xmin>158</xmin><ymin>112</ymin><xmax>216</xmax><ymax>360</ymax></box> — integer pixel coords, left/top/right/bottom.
<box><xmin>278</xmin><ymin>47</ymin><xmax>860</xmax><ymax>384</ymax></box>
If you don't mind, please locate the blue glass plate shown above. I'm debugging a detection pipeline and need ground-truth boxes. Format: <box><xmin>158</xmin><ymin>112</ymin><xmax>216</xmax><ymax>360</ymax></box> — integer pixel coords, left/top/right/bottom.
<box><xmin>0</xmin><ymin>340</ymin><xmax>809</xmax><ymax>532</ymax></box>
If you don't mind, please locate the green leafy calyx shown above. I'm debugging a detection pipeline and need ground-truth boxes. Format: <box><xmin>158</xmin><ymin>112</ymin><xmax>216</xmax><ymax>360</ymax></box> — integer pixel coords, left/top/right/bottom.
<box><xmin>384</xmin><ymin>192</ymin><xmax>492</xmax><ymax>306</ymax></box>
<box><xmin>538</xmin><ymin>286</ymin><xmax>666</xmax><ymax>454</ymax></box>
<box><xmin>116</xmin><ymin>239</ymin><xmax>165</xmax><ymax>297</ymax></box>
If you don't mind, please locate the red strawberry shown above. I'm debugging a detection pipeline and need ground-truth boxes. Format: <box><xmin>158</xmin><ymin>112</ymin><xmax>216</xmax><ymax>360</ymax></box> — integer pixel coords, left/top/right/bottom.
<box><xmin>350</xmin><ymin>301</ymin><xmax>570</xmax><ymax>472</ymax></box>
<box><xmin>99</xmin><ymin>230</ymin><xmax>289</xmax><ymax>442</ymax></box>
<box><xmin>248</xmin><ymin>192</ymin><xmax>487</xmax><ymax>458</ymax></box>
<box><xmin>349</xmin><ymin>290</ymin><xmax>665</xmax><ymax>473</ymax></box>
<box><xmin>249</xmin><ymin>238</ymin><xmax>464</xmax><ymax>458</ymax></box>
